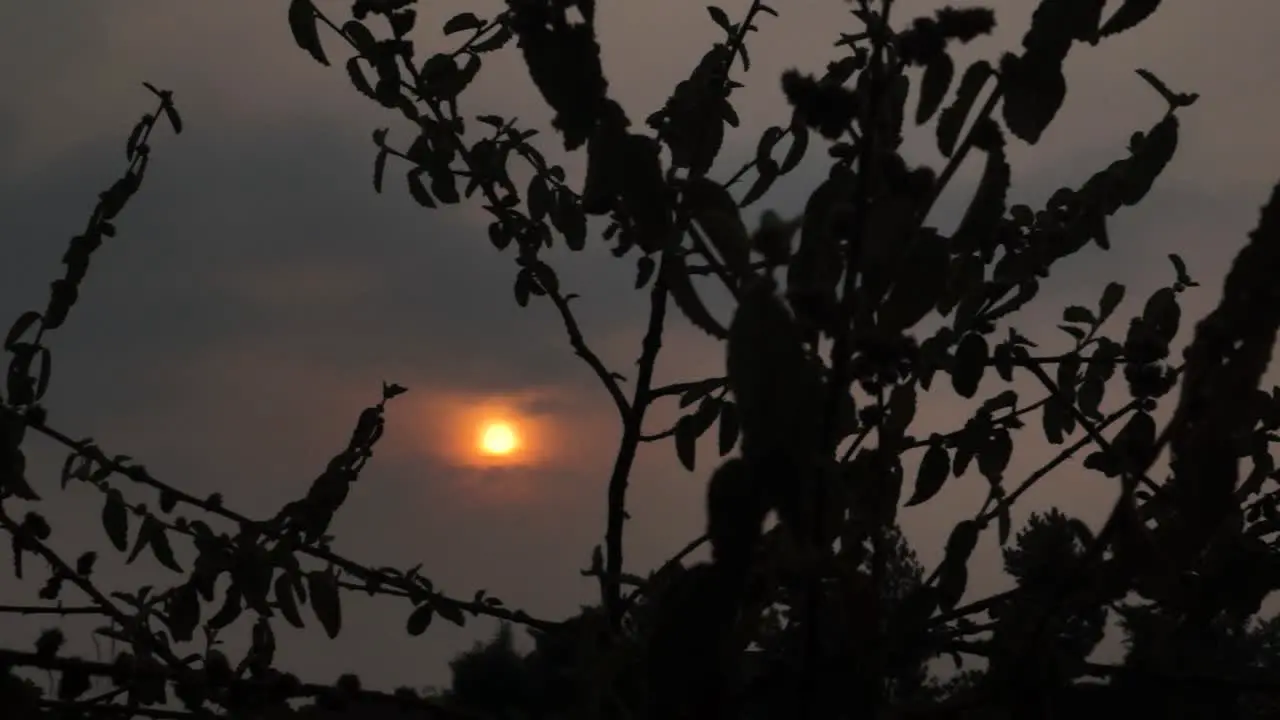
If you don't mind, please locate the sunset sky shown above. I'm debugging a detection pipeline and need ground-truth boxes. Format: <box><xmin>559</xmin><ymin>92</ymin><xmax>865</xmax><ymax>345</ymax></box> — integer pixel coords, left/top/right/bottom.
<box><xmin>2</xmin><ymin>0</ymin><xmax>1279</xmax><ymax>694</ymax></box>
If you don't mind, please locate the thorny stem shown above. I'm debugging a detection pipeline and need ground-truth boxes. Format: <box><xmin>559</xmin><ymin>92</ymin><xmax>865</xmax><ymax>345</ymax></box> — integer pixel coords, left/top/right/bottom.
<box><xmin>805</xmin><ymin>3</ymin><xmax>889</xmax><ymax>718</ymax></box>
<box><xmin>545</xmin><ymin>287</ymin><xmax>630</xmax><ymax>419</ymax></box>
<box><xmin>600</xmin><ymin>0</ymin><xmax>770</xmax><ymax>632</ymax></box>
<box><xmin>994</xmin><ymin>358</ymin><xmax>1166</xmax><ymax>667</ymax></box>
<box><xmin>920</xmin><ymin>396</ymin><xmax>1148</xmax><ymax>586</ymax></box>
<box><xmin>604</xmin><ymin>275</ymin><xmax>669</xmax><ymax>626</ymax></box>
<box><xmin>976</xmin><ymin>398</ymin><xmax>1147</xmax><ymax>527</ymax></box>
<box><xmin>620</xmin><ymin>533</ymin><xmax>708</xmax><ymax>609</ymax></box>
<box><xmin>0</xmin><ymin>507</ymin><xmax>186</xmax><ymax>671</ymax></box>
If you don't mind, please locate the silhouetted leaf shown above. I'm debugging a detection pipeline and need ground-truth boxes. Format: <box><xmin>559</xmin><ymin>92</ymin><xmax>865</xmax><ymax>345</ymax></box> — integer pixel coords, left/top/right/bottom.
<box><xmin>1113</xmin><ymin>410</ymin><xmax>1156</xmax><ymax>474</ymax></box>
<box><xmin>1099</xmin><ymin>0</ymin><xmax>1162</xmax><ymax>38</ymax></box>
<box><xmin>406</xmin><ymin>170</ymin><xmax>437</xmax><ymax>208</ymax></box>
<box><xmin>1166</xmin><ymin>254</ymin><xmax>1195</xmax><ymax>289</ymax></box>
<box><xmin>936</xmin><ymin>559</ymin><xmax>968</xmax><ymax>612</ymax></box>
<box><xmin>755</xmin><ymin>126</ymin><xmax>784</xmax><ymax>165</ymax></box>
<box><xmin>509</xmin><ymin>4</ymin><xmax>610</xmax><ymax>151</ymax></box>
<box><xmin>1142</xmin><ymin>286</ymin><xmax>1181</xmax><ymax>346</ymax></box>
<box><xmin>431</xmin><ymin>166</ymin><xmax>460</xmax><ymax>204</ymax></box>
<box><xmin>406</xmin><ymin>604</ymin><xmax>434</xmax><ymax>636</ymax></box>
<box><xmin>979</xmin><ymin>390</ymin><xmax>1018</xmax><ymax>416</ymax></box>
<box><xmin>307</xmin><ymin>571</ymin><xmax>342</xmax><ymax>639</ymax></box>
<box><xmin>342</xmin><ymin>20</ymin><xmax>376</xmax><ymax>55</ymax></box>
<box><xmin>676</xmin><ymin>398</ymin><xmax>721</xmax><ymax>471</ymax></box>
<box><xmin>513</xmin><ymin>269</ymin><xmax>533</xmax><ymax>307</ymax></box>
<box><xmin>750</xmin><ymin>210</ymin><xmax>800</xmax><ymax>266</ymax></box>
<box><xmin>1098</xmin><ymin>282</ymin><xmax>1125</xmax><ymax>323</ymax></box>
<box><xmin>527</xmin><ymin>175</ymin><xmax>551</xmax><ymax>221</ymax></box>
<box><xmin>951</xmin><ymin>333</ymin><xmax>988</xmax><ymax>399</ymax></box>
<box><xmin>664</xmin><ymin>254</ymin><xmax>729</xmax><ymax>339</ymax></box>
<box><xmin>788</xmin><ymin>173</ymin><xmax>851</xmax><ymax>325</ymax></box>
<box><xmin>977</xmin><ymin>429</ymin><xmax>1012</xmax><ymax>483</ymax></box>
<box><xmin>880</xmin><ymin>230</ymin><xmax>949</xmax><ymax>333</ymax></box>
<box><xmin>946</xmin><ymin>519</ymin><xmax>981</xmax><ymax>563</ymax></box>
<box><xmin>917</xmin><ymin>53</ymin><xmax>954</xmax><ymax>125</ymax></box>
<box><xmin>74</xmin><ymin>552</ymin><xmax>96</xmax><ymax>577</ymax></box>
<box><xmin>553</xmin><ymin>187</ymin><xmax>586</xmax><ymax>250</ymax></box>
<box><xmin>126</xmin><ymin>115</ymin><xmax>150</xmax><ymax>160</ymax></box>
<box><xmin>636</xmin><ymin>255</ymin><xmax>656</xmax><ymax>289</ymax></box>
<box><xmin>728</xmin><ymin>280</ymin><xmax>824</xmax><ymax>473</ymax></box>
<box><xmin>346</xmin><ymin>57</ymin><xmax>376</xmax><ymax>100</ymax></box>
<box><xmin>657</xmin><ymin>45</ymin><xmax>731</xmax><ymax>174</ymax></box>
<box><xmin>1000</xmin><ymin>52</ymin><xmax>1066</xmax><ymax>145</ymax></box>
<box><xmin>167</xmin><ymin>584</ymin><xmax>200</xmax><ymax>643</ymax></box>
<box><xmin>906</xmin><ymin>441</ymin><xmax>951</xmax><ymax>507</ymax></box>
<box><xmin>287</xmin><ymin>0</ymin><xmax>329</xmax><ymax>66</ymax></box>
<box><xmin>881</xmin><ymin>382</ymin><xmax>918</xmax><ymax>449</ymax></box>
<box><xmin>5</xmin><ymin>311</ymin><xmax>40</xmax><ymax>351</ymax></box>
<box><xmin>373</xmin><ymin>148</ymin><xmax>388</xmax><ymax>193</ymax></box>
<box><xmin>144</xmin><ymin>518</ymin><xmax>182</xmax><ymax>573</ymax></box>
<box><xmin>435</xmin><ymin>600</ymin><xmax>467</xmax><ymax>627</ymax></box>
<box><xmin>1134</xmin><ymin>68</ymin><xmax>1197</xmax><ymax>109</ymax></box>
<box><xmin>275</xmin><ymin>574</ymin><xmax>305</xmax><ymax>629</ymax></box>
<box><xmin>739</xmin><ymin>159</ymin><xmax>777</xmax><ymax>208</ymax></box>
<box><xmin>717</xmin><ymin>401</ymin><xmax>739</xmax><ymax>456</ymax></box>
<box><xmin>1042</xmin><ymin>398</ymin><xmax>1069</xmax><ymax>445</ymax></box>
<box><xmin>936</xmin><ymin>60</ymin><xmax>991</xmax><ymax>156</ymax></box>
<box><xmin>207</xmin><ymin>587</ymin><xmax>243</xmax><ymax>630</ymax></box>
<box><xmin>779</xmin><ymin>122</ymin><xmax>809</xmax><ymax>174</ymax></box>
<box><xmin>471</xmin><ymin>26</ymin><xmax>512</xmax><ymax>53</ymax></box>
<box><xmin>684</xmin><ymin>177</ymin><xmax>750</xmax><ymax>275</ymax></box>
<box><xmin>443</xmin><ymin>12</ymin><xmax>484</xmax><ymax>35</ymax></box>
<box><xmin>1063</xmin><ymin>306</ymin><xmax>1095</xmax><ymax>325</ymax></box>
<box><xmin>675</xmin><ymin>415</ymin><xmax>698</xmax><ymax>471</ymax></box>
<box><xmin>161</xmin><ymin>103</ymin><xmax>183</xmax><ymax>134</ymax></box>
<box><xmin>102</xmin><ymin>490</ymin><xmax>129</xmax><ymax>552</ymax></box>
<box><xmin>707</xmin><ymin>6</ymin><xmax>732</xmax><ymax>32</ymax></box>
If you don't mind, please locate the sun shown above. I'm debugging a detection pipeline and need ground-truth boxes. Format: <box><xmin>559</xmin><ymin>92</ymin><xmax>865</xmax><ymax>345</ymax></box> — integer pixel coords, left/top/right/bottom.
<box><xmin>477</xmin><ymin>421</ymin><xmax>520</xmax><ymax>457</ymax></box>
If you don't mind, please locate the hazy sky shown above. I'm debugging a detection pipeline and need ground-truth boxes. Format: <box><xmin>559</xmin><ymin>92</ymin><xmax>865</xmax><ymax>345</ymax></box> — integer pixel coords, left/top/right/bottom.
<box><xmin>2</xmin><ymin>0</ymin><xmax>1278</xmax><ymax>694</ymax></box>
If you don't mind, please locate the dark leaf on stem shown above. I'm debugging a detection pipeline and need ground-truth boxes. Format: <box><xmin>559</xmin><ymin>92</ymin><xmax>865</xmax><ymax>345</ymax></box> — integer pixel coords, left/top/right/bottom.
<box><xmin>287</xmin><ymin>0</ymin><xmax>329</xmax><ymax>66</ymax></box>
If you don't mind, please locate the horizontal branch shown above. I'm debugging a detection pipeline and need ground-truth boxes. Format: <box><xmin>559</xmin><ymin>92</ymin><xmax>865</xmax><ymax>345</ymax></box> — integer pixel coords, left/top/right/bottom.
<box><xmin>0</xmin><ymin>649</ymin><xmax>475</xmax><ymax>720</ymax></box>
<box><xmin>2</xmin><ymin>404</ymin><xmax>560</xmax><ymax>632</ymax></box>
<box><xmin>0</xmin><ymin>604</ymin><xmax>107</xmax><ymax>616</ymax></box>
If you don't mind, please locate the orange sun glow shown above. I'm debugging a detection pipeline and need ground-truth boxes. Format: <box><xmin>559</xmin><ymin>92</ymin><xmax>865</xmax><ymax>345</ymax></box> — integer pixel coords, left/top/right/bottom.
<box><xmin>477</xmin><ymin>420</ymin><xmax>521</xmax><ymax>457</ymax></box>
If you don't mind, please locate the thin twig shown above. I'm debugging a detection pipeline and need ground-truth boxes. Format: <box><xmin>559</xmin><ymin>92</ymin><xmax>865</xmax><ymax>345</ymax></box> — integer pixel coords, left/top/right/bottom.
<box><xmin>544</xmin><ymin>288</ymin><xmax>630</xmax><ymax>419</ymax></box>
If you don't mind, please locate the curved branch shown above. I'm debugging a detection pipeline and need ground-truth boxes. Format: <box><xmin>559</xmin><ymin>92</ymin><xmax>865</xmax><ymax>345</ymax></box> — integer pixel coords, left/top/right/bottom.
<box><xmin>544</xmin><ymin>287</ymin><xmax>630</xmax><ymax>419</ymax></box>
